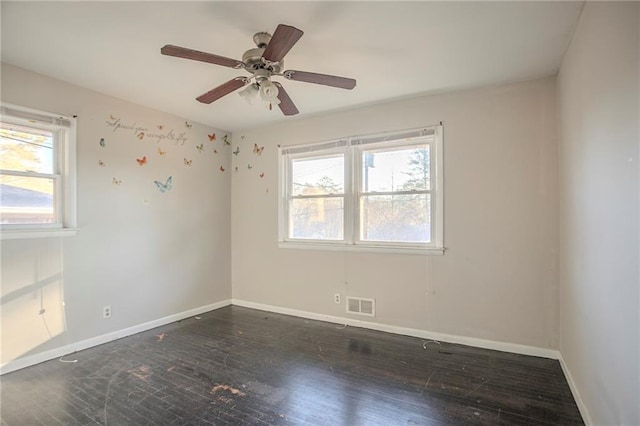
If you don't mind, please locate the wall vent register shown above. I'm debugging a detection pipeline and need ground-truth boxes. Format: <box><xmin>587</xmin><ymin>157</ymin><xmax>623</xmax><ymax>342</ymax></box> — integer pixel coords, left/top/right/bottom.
<box><xmin>346</xmin><ymin>297</ymin><xmax>375</xmax><ymax>317</ymax></box>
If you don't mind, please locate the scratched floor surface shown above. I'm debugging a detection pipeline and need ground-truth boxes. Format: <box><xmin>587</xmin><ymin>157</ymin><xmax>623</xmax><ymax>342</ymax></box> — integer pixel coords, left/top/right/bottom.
<box><xmin>0</xmin><ymin>306</ymin><xmax>583</xmax><ymax>425</ymax></box>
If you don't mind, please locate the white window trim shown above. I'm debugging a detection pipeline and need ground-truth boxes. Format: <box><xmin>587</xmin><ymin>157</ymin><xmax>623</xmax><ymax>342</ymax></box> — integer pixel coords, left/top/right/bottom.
<box><xmin>0</xmin><ymin>103</ymin><xmax>78</xmax><ymax>240</ymax></box>
<box><xmin>278</xmin><ymin>125</ymin><xmax>444</xmax><ymax>254</ymax></box>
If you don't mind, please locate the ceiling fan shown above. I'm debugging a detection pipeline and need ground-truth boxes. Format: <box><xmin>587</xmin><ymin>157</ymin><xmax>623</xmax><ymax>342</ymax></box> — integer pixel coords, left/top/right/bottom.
<box><xmin>160</xmin><ymin>24</ymin><xmax>356</xmax><ymax>116</ymax></box>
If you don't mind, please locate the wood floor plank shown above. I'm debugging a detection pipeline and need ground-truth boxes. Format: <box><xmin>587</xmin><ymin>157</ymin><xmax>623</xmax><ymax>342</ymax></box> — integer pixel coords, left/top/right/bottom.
<box><xmin>0</xmin><ymin>306</ymin><xmax>584</xmax><ymax>425</ymax></box>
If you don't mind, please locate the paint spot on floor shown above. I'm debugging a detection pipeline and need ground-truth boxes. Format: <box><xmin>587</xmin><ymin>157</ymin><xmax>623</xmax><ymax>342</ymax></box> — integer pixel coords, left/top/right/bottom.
<box><xmin>211</xmin><ymin>384</ymin><xmax>246</xmax><ymax>397</ymax></box>
<box><xmin>156</xmin><ymin>333</ymin><xmax>165</xmax><ymax>342</ymax></box>
<box><xmin>130</xmin><ymin>365</ymin><xmax>150</xmax><ymax>380</ymax></box>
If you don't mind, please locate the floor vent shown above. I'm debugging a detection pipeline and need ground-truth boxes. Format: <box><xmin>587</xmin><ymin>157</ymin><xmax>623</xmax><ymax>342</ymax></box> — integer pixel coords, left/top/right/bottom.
<box><xmin>346</xmin><ymin>297</ymin><xmax>375</xmax><ymax>317</ymax></box>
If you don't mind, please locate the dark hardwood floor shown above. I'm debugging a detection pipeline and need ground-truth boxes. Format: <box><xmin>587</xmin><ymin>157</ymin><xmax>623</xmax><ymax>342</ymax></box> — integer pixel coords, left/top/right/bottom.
<box><xmin>0</xmin><ymin>306</ymin><xmax>583</xmax><ymax>425</ymax></box>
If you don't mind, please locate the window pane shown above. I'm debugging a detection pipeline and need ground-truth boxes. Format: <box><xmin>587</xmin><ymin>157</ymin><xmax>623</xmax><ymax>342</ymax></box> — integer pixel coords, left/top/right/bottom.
<box><xmin>0</xmin><ymin>175</ymin><xmax>55</xmax><ymax>224</ymax></box>
<box><xmin>362</xmin><ymin>145</ymin><xmax>429</xmax><ymax>192</ymax></box>
<box><xmin>292</xmin><ymin>155</ymin><xmax>344</xmax><ymax>196</ymax></box>
<box><xmin>0</xmin><ymin>123</ymin><xmax>54</xmax><ymax>174</ymax></box>
<box><xmin>360</xmin><ymin>193</ymin><xmax>430</xmax><ymax>243</ymax></box>
<box><xmin>290</xmin><ymin>197</ymin><xmax>344</xmax><ymax>240</ymax></box>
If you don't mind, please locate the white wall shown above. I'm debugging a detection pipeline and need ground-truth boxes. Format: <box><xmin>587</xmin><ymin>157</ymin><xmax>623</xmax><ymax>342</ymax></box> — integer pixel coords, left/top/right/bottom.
<box><xmin>558</xmin><ymin>2</ymin><xmax>639</xmax><ymax>425</ymax></box>
<box><xmin>0</xmin><ymin>63</ymin><xmax>232</xmax><ymax>368</ymax></box>
<box><xmin>231</xmin><ymin>77</ymin><xmax>559</xmax><ymax>350</ymax></box>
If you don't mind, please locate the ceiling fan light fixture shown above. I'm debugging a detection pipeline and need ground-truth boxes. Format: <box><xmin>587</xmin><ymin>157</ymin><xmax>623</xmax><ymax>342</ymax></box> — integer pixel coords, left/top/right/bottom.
<box><xmin>260</xmin><ymin>80</ymin><xmax>281</xmax><ymax>109</ymax></box>
<box><xmin>259</xmin><ymin>80</ymin><xmax>279</xmax><ymax>102</ymax></box>
<box><xmin>238</xmin><ymin>83</ymin><xmax>259</xmax><ymax>104</ymax></box>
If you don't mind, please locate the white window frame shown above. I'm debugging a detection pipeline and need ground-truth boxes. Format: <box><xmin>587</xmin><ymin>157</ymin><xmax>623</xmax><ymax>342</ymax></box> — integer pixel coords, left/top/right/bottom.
<box><xmin>278</xmin><ymin>125</ymin><xmax>444</xmax><ymax>254</ymax></box>
<box><xmin>0</xmin><ymin>103</ymin><xmax>77</xmax><ymax>240</ymax></box>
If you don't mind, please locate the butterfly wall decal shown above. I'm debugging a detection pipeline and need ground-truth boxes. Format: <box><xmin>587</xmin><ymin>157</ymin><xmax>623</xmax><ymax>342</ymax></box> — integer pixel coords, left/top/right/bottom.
<box><xmin>196</xmin><ymin>144</ymin><xmax>204</xmax><ymax>153</ymax></box>
<box><xmin>99</xmin><ymin>138</ymin><xmax>105</xmax><ymax>147</ymax></box>
<box><xmin>158</xmin><ymin>147</ymin><xmax>166</xmax><ymax>156</ymax></box>
<box><xmin>247</xmin><ymin>164</ymin><xmax>253</xmax><ymax>170</ymax></box>
<box><xmin>233</xmin><ymin>147</ymin><xmax>240</xmax><ymax>156</ymax></box>
<box><xmin>253</xmin><ymin>144</ymin><xmax>264</xmax><ymax>155</ymax></box>
<box><xmin>220</xmin><ymin>166</ymin><xmax>225</xmax><ymax>172</ymax></box>
<box><xmin>208</xmin><ymin>133</ymin><xmax>216</xmax><ymax>141</ymax></box>
<box><xmin>223</xmin><ymin>135</ymin><xmax>231</xmax><ymax>146</ymax></box>
<box><xmin>213</xmin><ymin>148</ymin><xmax>218</xmax><ymax>154</ymax></box>
<box><xmin>136</xmin><ymin>156</ymin><xmax>147</xmax><ymax>166</ymax></box>
<box><xmin>184</xmin><ymin>158</ymin><xmax>192</xmax><ymax>166</ymax></box>
<box><xmin>185</xmin><ymin>121</ymin><xmax>192</xmax><ymax>129</ymax></box>
<box><xmin>112</xmin><ymin>177</ymin><xmax>122</xmax><ymax>186</ymax></box>
<box><xmin>98</xmin><ymin>160</ymin><xmax>105</xmax><ymax>167</ymax></box>
<box><xmin>137</xmin><ymin>132</ymin><xmax>145</xmax><ymax>140</ymax></box>
<box><xmin>158</xmin><ymin>125</ymin><xmax>164</xmax><ymax>130</ymax></box>
<box><xmin>259</xmin><ymin>172</ymin><xmax>265</xmax><ymax>178</ymax></box>
<box><xmin>154</xmin><ymin>176</ymin><xmax>173</xmax><ymax>193</ymax></box>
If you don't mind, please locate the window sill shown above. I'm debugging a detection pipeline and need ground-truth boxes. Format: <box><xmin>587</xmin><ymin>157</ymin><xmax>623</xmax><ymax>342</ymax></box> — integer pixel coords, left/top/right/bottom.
<box><xmin>0</xmin><ymin>228</ymin><xmax>79</xmax><ymax>240</ymax></box>
<box><xmin>278</xmin><ymin>241</ymin><xmax>445</xmax><ymax>255</ymax></box>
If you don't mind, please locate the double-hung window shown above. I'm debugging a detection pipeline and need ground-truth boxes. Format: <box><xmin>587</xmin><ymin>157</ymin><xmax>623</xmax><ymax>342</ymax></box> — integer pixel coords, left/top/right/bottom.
<box><xmin>0</xmin><ymin>103</ymin><xmax>77</xmax><ymax>238</ymax></box>
<box><xmin>279</xmin><ymin>125</ymin><xmax>443</xmax><ymax>253</ymax></box>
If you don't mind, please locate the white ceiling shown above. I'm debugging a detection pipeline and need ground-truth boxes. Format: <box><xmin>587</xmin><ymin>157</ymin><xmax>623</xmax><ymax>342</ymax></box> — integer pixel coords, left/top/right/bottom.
<box><xmin>1</xmin><ymin>1</ymin><xmax>583</xmax><ymax>132</ymax></box>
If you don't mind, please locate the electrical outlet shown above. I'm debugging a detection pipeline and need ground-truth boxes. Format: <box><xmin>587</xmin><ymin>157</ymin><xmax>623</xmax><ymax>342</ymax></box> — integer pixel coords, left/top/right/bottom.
<box><xmin>103</xmin><ymin>305</ymin><xmax>111</xmax><ymax>319</ymax></box>
<box><xmin>334</xmin><ymin>293</ymin><xmax>341</xmax><ymax>304</ymax></box>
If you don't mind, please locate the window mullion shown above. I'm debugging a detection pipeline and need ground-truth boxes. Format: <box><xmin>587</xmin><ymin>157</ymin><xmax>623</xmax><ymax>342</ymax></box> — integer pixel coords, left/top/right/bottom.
<box><xmin>344</xmin><ymin>145</ymin><xmax>355</xmax><ymax>245</ymax></box>
<box><xmin>351</xmin><ymin>145</ymin><xmax>361</xmax><ymax>245</ymax></box>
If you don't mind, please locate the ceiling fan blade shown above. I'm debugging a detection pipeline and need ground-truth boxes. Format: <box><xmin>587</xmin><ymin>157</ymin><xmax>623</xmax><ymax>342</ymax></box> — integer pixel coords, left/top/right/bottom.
<box><xmin>196</xmin><ymin>77</ymin><xmax>247</xmax><ymax>104</ymax></box>
<box><xmin>273</xmin><ymin>82</ymin><xmax>299</xmax><ymax>116</ymax></box>
<box><xmin>262</xmin><ymin>24</ymin><xmax>304</xmax><ymax>63</ymax></box>
<box><xmin>283</xmin><ymin>70</ymin><xmax>356</xmax><ymax>90</ymax></box>
<box><xmin>161</xmin><ymin>45</ymin><xmax>244</xmax><ymax>69</ymax></box>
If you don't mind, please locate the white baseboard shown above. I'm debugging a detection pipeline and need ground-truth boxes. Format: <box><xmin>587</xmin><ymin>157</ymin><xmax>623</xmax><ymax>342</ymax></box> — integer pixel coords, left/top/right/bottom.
<box><xmin>0</xmin><ymin>299</ymin><xmax>232</xmax><ymax>375</ymax></box>
<box><xmin>558</xmin><ymin>352</ymin><xmax>593</xmax><ymax>426</ymax></box>
<box><xmin>231</xmin><ymin>299</ymin><xmax>560</xmax><ymax>359</ymax></box>
<box><xmin>1</xmin><ymin>297</ymin><xmax>560</xmax><ymax>373</ymax></box>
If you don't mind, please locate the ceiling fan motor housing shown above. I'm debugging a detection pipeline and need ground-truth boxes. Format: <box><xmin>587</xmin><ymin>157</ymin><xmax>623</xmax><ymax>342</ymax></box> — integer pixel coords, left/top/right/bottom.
<box><xmin>242</xmin><ymin>32</ymin><xmax>284</xmax><ymax>75</ymax></box>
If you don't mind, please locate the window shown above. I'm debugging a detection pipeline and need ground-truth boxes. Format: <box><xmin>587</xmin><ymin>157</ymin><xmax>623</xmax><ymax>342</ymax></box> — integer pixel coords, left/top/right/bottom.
<box><xmin>279</xmin><ymin>126</ymin><xmax>443</xmax><ymax>253</ymax></box>
<box><xmin>0</xmin><ymin>103</ymin><xmax>77</xmax><ymax>238</ymax></box>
